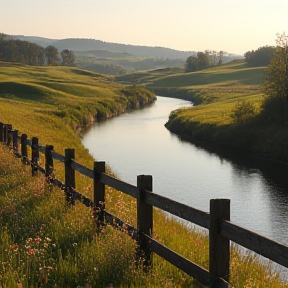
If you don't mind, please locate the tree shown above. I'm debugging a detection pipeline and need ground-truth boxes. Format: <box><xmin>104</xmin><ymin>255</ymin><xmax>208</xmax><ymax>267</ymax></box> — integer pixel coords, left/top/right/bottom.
<box><xmin>197</xmin><ymin>51</ymin><xmax>211</xmax><ymax>70</ymax></box>
<box><xmin>185</xmin><ymin>51</ymin><xmax>211</xmax><ymax>72</ymax></box>
<box><xmin>185</xmin><ymin>55</ymin><xmax>198</xmax><ymax>72</ymax></box>
<box><xmin>0</xmin><ymin>39</ymin><xmax>44</xmax><ymax>65</ymax></box>
<box><xmin>45</xmin><ymin>45</ymin><xmax>59</xmax><ymax>65</ymax></box>
<box><xmin>262</xmin><ymin>33</ymin><xmax>288</xmax><ymax>102</ymax></box>
<box><xmin>245</xmin><ymin>46</ymin><xmax>275</xmax><ymax>66</ymax></box>
<box><xmin>61</xmin><ymin>49</ymin><xmax>76</xmax><ymax>66</ymax></box>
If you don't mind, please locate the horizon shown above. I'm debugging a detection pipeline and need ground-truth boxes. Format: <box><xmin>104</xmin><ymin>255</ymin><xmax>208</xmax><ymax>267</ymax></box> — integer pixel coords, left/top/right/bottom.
<box><xmin>2</xmin><ymin>0</ymin><xmax>288</xmax><ymax>56</ymax></box>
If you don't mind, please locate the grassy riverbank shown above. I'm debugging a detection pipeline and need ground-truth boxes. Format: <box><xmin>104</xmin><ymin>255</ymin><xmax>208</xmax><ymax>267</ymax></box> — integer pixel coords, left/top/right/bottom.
<box><xmin>0</xmin><ymin>62</ymin><xmax>287</xmax><ymax>287</ymax></box>
<box><xmin>117</xmin><ymin>60</ymin><xmax>288</xmax><ymax>163</ymax></box>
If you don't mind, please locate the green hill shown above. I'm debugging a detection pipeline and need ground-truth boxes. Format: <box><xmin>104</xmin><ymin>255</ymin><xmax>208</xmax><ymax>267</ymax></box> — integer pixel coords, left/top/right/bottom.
<box><xmin>127</xmin><ymin>60</ymin><xmax>288</xmax><ymax>163</ymax></box>
<box><xmin>147</xmin><ymin>61</ymin><xmax>264</xmax><ymax>88</ymax></box>
<box><xmin>0</xmin><ymin>62</ymin><xmax>156</xmax><ymax>128</ymax></box>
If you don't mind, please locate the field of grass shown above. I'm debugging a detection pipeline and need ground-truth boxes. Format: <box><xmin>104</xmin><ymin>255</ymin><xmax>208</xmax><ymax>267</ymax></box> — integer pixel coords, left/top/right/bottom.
<box><xmin>0</xmin><ymin>62</ymin><xmax>156</xmax><ymax>129</ymax></box>
<box><xmin>0</xmin><ymin>61</ymin><xmax>287</xmax><ymax>287</ymax></box>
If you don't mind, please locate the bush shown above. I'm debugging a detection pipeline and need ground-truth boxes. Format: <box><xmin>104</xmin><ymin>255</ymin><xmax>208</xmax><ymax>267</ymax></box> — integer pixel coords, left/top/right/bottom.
<box><xmin>231</xmin><ymin>101</ymin><xmax>256</xmax><ymax>124</ymax></box>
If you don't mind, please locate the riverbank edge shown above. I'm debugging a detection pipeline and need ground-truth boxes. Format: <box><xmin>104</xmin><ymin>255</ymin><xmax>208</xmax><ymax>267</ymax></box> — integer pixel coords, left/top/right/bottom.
<box><xmin>75</xmin><ymin>90</ymin><xmax>157</xmax><ymax>136</ymax></box>
<box><xmin>146</xmin><ymin>87</ymin><xmax>288</xmax><ymax>165</ymax></box>
<box><xmin>165</xmin><ymin>107</ymin><xmax>288</xmax><ymax>166</ymax></box>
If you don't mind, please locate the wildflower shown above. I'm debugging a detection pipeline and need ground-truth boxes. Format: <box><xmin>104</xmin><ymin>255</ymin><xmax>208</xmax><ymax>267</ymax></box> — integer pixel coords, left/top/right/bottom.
<box><xmin>26</xmin><ymin>249</ymin><xmax>36</xmax><ymax>256</ymax></box>
<box><xmin>10</xmin><ymin>244</ymin><xmax>19</xmax><ymax>251</ymax></box>
<box><xmin>26</xmin><ymin>238</ymin><xmax>33</xmax><ymax>244</ymax></box>
<box><xmin>34</xmin><ymin>237</ymin><xmax>41</xmax><ymax>244</ymax></box>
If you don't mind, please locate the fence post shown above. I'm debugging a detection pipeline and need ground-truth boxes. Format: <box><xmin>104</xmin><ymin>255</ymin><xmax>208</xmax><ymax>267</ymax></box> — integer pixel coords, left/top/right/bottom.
<box><xmin>6</xmin><ymin>124</ymin><xmax>12</xmax><ymax>148</ymax></box>
<box><xmin>65</xmin><ymin>149</ymin><xmax>75</xmax><ymax>204</ymax></box>
<box><xmin>21</xmin><ymin>134</ymin><xmax>28</xmax><ymax>163</ymax></box>
<box><xmin>93</xmin><ymin>161</ymin><xmax>106</xmax><ymax>224</ymax></box>
<box><xmin>209</xmin><ymin>199</ymin><xmax>230</xmax><ymax>285</ymax></box>
<box><xmin>3</xmin><ymin>124</ymin><xmax>7</xmax><ymax>143</ymax></box>
<box><xmin>137</xmin><ymin>175</ymin><xmax>153</xmax><ymax>267</ymax></box>
<box><xmin>45</xmin><ymin>145</ymin><xmax>54</xmax><ymax>178</ymax></box>
<box><xmin>0</xmin><ymin>123</ymin><xmax>4</xmax><ymax>142</ymax></box>
<box><xmin>12</xmin><ymin>130</ymin><xmax>18</xmax><ymax>154</ymax></box>
<box><xmin>31</xmin><ymin>137</ymin><xmax>39</xmax><ymax>176</ymax></box>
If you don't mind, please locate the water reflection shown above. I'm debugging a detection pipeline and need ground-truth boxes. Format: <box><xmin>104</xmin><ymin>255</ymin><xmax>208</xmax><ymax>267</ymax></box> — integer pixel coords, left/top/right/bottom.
<box><xmin>82</xmin><ymin>96</ymin><xmax>288</xmax><ymax>244</ymax></box>
<box><xmin>180</xmin><ymin>132</ymin><xmax>288</xmax><ymax>243</ymax></box>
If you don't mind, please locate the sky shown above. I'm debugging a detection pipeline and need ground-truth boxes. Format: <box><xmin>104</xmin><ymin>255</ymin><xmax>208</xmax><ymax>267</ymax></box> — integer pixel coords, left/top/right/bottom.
<box><xmin>1</xmin><ymin>0</ymin><xmax>288</xmax><ymax>55</ymax></box>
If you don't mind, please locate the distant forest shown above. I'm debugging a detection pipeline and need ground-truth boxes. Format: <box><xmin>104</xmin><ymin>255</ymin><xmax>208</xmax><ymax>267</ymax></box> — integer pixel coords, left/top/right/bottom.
<box><xmin>0</xmin><ymin>33</ymin><xmax>75</xmax><ymax>66</ymax></box>
<box><xmin>0</xmin><ymin>33</ymin><xmax>243</xmax><ymax>74</ymax></box>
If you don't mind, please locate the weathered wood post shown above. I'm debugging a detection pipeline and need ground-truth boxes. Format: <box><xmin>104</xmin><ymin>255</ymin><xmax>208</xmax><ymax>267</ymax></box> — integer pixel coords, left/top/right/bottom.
<box><xmin>209</xmin><ymin>199</ymin><xmax>230</xmax><ymax>286</ymax></box>
<box><xmin>6</xmin><ymin>124</ymin><xmax>12</xmax><ymax>148</ymax></box>
<box><xmin>3</xmin><ymin>124</ymin><xmax>7</xmax><ymax>143</ymax></box>
<box><xmin>93</xmin><ymin>161</ymin><xmax>106</xmax><ymax>224</ymax></box>
<box><xmin>65</xmin><ymin>149</ymin><xmax>75</xmax><ymax>204</ymax></box>
<box><xmin>31</xmin><ymin>137</ymin><xmax>39</xmax><ymax>176</ymax></box>
<box><xmin>45</xmin><ymin>145</ymin><xmax>54</xmax><ymax>178</ymax></box>
<box><xmin>21</xmin><ymin>134</ymin><xmax>28</xmax><ymax>163</ymax></box>
<box><xmin>0</xmin><ymin>122</ymin><xmax>4</xmax><ymax>142</ymax></box>
<box><xmin>137</xmin><ymin>175</ymin><xmax>153</xmax><ymax>267</ymax></box>
<box><xmin>12</xmin><ymin>130</ymin><xmax>18</xmax><ymax>154</ymax></box>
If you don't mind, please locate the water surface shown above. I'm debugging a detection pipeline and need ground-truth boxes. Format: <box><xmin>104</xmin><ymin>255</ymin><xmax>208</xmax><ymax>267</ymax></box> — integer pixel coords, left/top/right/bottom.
<box><xmin>82</xmin><ymin>96</ymin><xmax>288</xmax><ymax>245</ymax></box>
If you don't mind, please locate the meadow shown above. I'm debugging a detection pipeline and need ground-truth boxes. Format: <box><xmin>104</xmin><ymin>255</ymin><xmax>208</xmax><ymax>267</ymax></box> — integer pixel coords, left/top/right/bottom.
<box><xmin>0</xmin><ymin>61</ymin><xmax>287</xmax><ymax>287</ymax></box>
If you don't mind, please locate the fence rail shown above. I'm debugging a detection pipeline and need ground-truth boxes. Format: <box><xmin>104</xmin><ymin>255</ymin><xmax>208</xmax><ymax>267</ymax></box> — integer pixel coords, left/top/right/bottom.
<box><xmin>1</xmin><ymin>121</ymin><xmax>288</xmax><ymax>288</ymax></box>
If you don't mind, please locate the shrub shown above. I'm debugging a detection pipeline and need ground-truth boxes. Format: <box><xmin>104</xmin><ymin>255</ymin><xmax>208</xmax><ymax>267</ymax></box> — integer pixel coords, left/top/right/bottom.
<box><xmin>231</xmin><ymin>101</ymin><xmax>256</xmax><ymax>124</ymax></box>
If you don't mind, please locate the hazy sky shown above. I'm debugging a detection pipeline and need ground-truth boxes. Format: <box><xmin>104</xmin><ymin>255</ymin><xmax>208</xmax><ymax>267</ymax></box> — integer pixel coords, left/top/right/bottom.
<box><xmin>1</xmin><ymin>0</ymin><xmax>288</xmax><ymax>55</ymax></box>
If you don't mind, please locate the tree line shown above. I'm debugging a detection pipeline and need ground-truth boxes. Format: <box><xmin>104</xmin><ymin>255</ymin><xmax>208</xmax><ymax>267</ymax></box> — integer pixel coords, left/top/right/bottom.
<box><xmin>184</xmin><ymin>46</ymin><xmax>276</xmax><ymax>73</ymax></box>
<box><xmin>244</xmin><ymin>46</ymin><xmax>275</xmax><ymax>66</ymax></box>
<box><xmin>231</xmin><ymin>33</ymin><xmax>288</xmax><ymax>124</ymax></box>
<box><xmin>0</xmin><ymin>37</ymin><xmax>75</xmax><ymax>66</ymax></box>
<box><xmin>185</xmin><ymin>50</ymin><xmax>228</xmax><ymax>72</ymax></box>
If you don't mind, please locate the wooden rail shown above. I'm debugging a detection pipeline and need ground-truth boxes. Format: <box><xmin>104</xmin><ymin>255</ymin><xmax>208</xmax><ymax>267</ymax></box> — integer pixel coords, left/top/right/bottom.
<box><xmin>1</xmin><ymin>121</ymin><xmax>288</xmax><ymax>288</ymax></box>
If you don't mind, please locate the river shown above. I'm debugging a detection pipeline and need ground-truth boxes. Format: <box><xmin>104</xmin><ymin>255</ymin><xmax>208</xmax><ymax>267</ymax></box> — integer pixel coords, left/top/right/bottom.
<box><xmin>82</xmin><ymin>96</ymin><xmax>288</xmax><ymax>245</ymax></box>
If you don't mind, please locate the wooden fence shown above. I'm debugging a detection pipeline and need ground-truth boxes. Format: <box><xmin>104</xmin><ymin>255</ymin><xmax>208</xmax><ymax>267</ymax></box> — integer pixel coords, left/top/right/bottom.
<box><xmin>1</xmin><ymin>122</ymin><xmax>288</xmax><ymax>288</ymax></box>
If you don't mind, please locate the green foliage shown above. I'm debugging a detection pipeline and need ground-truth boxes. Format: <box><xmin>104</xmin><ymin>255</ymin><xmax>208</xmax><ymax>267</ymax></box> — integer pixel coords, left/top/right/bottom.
<box><xmin>260</xmin><ymin>95</ymin><xmax>288</xmax><ymax>124</ymax></box>
<box><xmin>0</xmin><ymin>32</ymin><xmax>9</xmax><ymax>40</ymax></box>
<box><xmin>61</xmin><ymin>49</ymin><xmax>76</xmax><ymax>66</ymax></box>
<box><xmin>185</xmin><ymin>51</ymin><xmax>211</xmax><ymax>72</ymax></box>
<box><xmin>0</xmin><ymin>39</ymin><xmax>45</xmax><ymax>65</ymax></box>
<box><xmin>121</xmin><ymin>84</ymin><xmax>157</xmax><ymax>109</ymax></box>
<box><xmin>45</xmin><ymin>45</ymin><xmax>59</xmax><ymax>65</ymax></box>
<box><xmin>231</xmin><ymin>101</ymin><xmax>256</xmax><ymax>124</ymax></box>
<box><xmin>262</xmin><ymin>33</ymin><xmax>288</xmax><ymax>102</ymax></box>
<box><xmin>244</xmin><ymin>46</ymin><xmax>275</xmax><ymax>66</ymax></box>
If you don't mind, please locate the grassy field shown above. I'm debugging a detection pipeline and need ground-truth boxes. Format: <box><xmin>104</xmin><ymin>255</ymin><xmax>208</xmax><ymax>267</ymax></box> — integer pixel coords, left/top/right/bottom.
<box><xmin>0</xmin><ymin>62</ymin><xmax>156</xmax><ymax>130</ymax></box>
<box><xmin>0</xmin><ymin>61</ymin><xmax>287</xmax><ymax>287</ymax></box>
